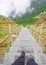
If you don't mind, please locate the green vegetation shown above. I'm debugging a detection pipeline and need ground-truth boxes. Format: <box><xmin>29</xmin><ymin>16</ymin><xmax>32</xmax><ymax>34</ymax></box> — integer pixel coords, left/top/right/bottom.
<box><xmin>13</xmin><ymin>3</ymin><xmax>46</xmax><ymax>26</ymax></box>
<box><xmin>13</xmin><ymin>2</ymin><xmax>46</xmax><ymax>54</ymax></box>
<box><xmin>43</xmin><ymin>45</ymin><xmax>46</xmax><ymax>54</ymax></box>
<box><xmin>43</xmin><ymin>27</ymin><xmax>46</xmax><ymax>36</ymax></box>
<box><xmin>0</xmin><ymin>2</ymin><xmax>46</xmax><ymax>57</ymax></box>
<box><xmin>30</xmin><ymin>26</ymin><xmax>46</xmax><ymax>54</ymax></box>
<box><xmin>0</xmin><ymin>16</ymin><xmax>17</xmax><ymax>57</ymax></box>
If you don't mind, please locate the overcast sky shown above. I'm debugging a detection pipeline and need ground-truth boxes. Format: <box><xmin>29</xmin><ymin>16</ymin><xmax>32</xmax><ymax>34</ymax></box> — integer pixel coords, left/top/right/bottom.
<box><xmin>0</xmin><ymin>0</ymin><xmax>31</xmax><ymax>17</ymax></box>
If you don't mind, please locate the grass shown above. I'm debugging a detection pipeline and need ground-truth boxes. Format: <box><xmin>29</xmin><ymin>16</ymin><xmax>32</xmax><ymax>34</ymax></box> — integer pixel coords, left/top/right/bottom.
<box><xmin>43</xmin><ymin>45</ymin><xmax>46</xmax><ymax>54</ymax></box>
<box><xmin>0</xmin><ymin>24</ymin><xmax>21</xmax><ymax>59</ymax></box>
<box><xmin>0</xmin><ymin>24</ymin><xmax>17</xmax><ymax>57</ymax></box>
<box><xmin>42</xmin><ymin>27</ymin><xmax>46</xmax><ymax>36</ymax></box>
<box><xmin>0</xmin><ymin>16</ymin><xmax>21</xmax><ymax>63</ymax></box>
<box><xmin>30</xmin><ymin>25</ymin><xmax>46</xmax><ymax>54</ymax></box>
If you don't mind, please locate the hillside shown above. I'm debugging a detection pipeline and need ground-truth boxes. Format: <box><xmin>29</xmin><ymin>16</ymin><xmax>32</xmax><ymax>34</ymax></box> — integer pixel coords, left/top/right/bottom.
<box><xmin>0</xmin><ymin>15</ymin><xmax>16</xmax><ymax>40</ymax></box>
<box><xmin>13</xmin><ymin>2</ymin><xmax>46</xmax><ymax>54</ymax></box>
<box><xmin>0</xmin><ymin>15</ymin><xmax>15</xmax><ymax>24</ymax></box>
<box><xmin>31</xmin><ymin>12</ymin><xmax>46</xmax><ymax>54</ymax></box>
<box><xmin>13</xmin><ymin>3</ymin><xmax>46</xmax><ymax>26</ymax></box>
<box><xmin>0</xmin><ymin>15</ymin><xmax>16</xmax><ymax>58</ymax></box>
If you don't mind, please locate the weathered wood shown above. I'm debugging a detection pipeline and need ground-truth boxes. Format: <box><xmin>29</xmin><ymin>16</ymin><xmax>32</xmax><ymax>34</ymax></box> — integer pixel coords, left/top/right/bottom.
<box><xmin>0</xmin><ymin>22</ymin><xmax>16</xmax><ymax>46</ymax></box>
<box><xmin>8</xmin><ymin>24</ymin><xmax>12</xmax><ymax>44</ymax></box>
<box><xmin>32</xmin><ymin>29</ymin><xmax>46</xmax><ymax>41</ymax></box>
<box><xmin>0</xmin><ymin>34</ymin><xmax>10</xmax><ymax>45</ymax></box>
<box><xmin>0</xmin><ymin>32</ymin><xmax>16</xmax><ymax>46</ymax></box>
<box><xmin>0</xmin><ymin>21</ymin><xmax>15</xmax><ymax>24</ymax></box>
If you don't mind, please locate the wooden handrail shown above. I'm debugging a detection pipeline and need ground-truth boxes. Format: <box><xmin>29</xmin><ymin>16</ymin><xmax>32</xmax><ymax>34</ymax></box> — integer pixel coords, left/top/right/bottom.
<box><xmin>0</xmin><ymin>31</ymin><xmax>16</xmax><ymax>45</ymax></box>
<box><xmin>0</xmin><ymin>22</ymin><xmax>16</xmax><ymax>46</ymax></box>
<box><xmin>32</xmin><ymin>29</ymin><xmax>46</xmax><ymax>41</ymax></box>
<box><xmin>0</xmin><ymin>34</ymin><xmax>10</xmax><ymax>44</ymax></box>
<box><xmin>36</xmin><ymin>31</ymin><xmax>46</xmax><ymax>40</ymax></box>
<box><xmin>0</xmin><ymin>21</ymin><xmax>15</xmax><ymax>24</ymax></box>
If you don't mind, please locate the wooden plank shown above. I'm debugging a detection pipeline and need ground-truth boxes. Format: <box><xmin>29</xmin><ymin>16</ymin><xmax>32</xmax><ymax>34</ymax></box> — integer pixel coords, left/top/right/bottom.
<box><xmin>0</xmin><ymin>31</ymin><xmax>16</xmax><ymax>46</ymax></box>
<box><xmin>0</xmin><ymin>34</ymin><xmax>10</xmax><ymax>45</ymax></box>
<box><xmin>32</xmin><ymin>29</ymin><xmax>46</xmax><ymax>41</ymax></box>
<box><xmin>0</xmin><ymin>21</ymin><xmax>15</xmax><ymax>24</ymax></box>
<box><xmin>8</xmin><ymin>24</ymin><xmax>12</xmax><ymax>44</ymax></box>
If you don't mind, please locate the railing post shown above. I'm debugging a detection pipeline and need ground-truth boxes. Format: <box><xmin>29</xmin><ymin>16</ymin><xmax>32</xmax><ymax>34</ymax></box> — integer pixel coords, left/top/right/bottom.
<box><xmin>34</xmin><ymin>24</ymin><xmax>36</xmax><ymax>35</ymax></box>
<box><xmin>40</xmin><ymin>23</ymin><xmax>43</xmax><ymax>34</ymax></box>
<box><xmin>8</xmin><ymin>24</ymin><xmax>12</xmax><ymax>45</ymax></box>
<box><xmin>39</xmin><ymin>23</ymin><xmax>43</xmax><ymax>43</ymax></box>
<box><xmin>30</xmin><ymin>25</ymin><xmax>33</xmax><ymax>34</ymax></box>
<box><xmin>15</xmin><ymin>24</ymin><xmax>18</xmax><ymax>36</ymax></box>
<box><xmin>18</xmin><ymin>24</ymin><xmax>21</xmax><ymax>34</ymax></box>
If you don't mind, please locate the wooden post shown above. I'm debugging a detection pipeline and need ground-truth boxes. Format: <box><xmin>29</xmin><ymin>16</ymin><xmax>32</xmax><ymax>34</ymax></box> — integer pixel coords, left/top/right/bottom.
<box><xmin>18</xmin><ymin>24</ymin><xmax>20</xmax><ymax>34</ymax></box>
<box><xmin>15</xmin><ymin>24</ymin><xmax>18</xmax><ymax>36</ymax></box>
<box><xmin>39</xmin><ymin>23</ymin><xmax>43</xmax><ymax>43</ymax></box>
<box><xmin>34</xmin><ymin>24</ymin><xmax>36</xmax><ymax>35</ymax></box>
<box><xmin>40</xmin><ymin>23</ymin><xmax>43</xmax><ymax>34</ymax></box>
<box><xmin>8</xmin><ymin>24</ymin><xmax>12</xmax><ymax>45</ymax></box>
